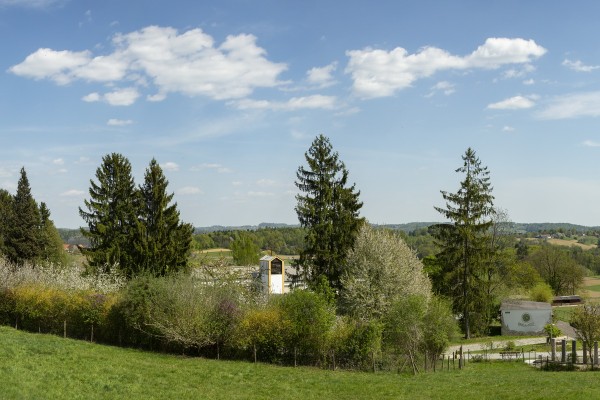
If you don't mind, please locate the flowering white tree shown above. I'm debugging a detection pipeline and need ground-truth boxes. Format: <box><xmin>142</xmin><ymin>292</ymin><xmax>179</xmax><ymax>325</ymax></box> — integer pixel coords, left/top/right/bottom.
<box><xmin>340</xmin><ymin>224</ymin><xmax>431</xmax><ymax>321</ymax></box>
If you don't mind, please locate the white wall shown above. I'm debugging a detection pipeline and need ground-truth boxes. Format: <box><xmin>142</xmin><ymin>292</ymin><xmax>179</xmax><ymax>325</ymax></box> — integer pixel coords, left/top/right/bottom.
<box><xmin>501</xmin><ymin>309</ymin><xmax>551</xmax><ymax>334</ymax></box>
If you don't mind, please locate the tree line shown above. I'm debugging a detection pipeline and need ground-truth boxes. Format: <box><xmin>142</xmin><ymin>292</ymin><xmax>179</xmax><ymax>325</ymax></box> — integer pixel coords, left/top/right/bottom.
<box><xmin>79</xmin><ymin>153</ymin><xmax>193</xmax><ymax>277</ymax></box>
<box><xmin>2</xmin><ymin>133</ymin><xmax>595</xmax><ymax>351</ymax></box>
<box><xmin>0</xmin><ymin>168</ymin><xmax>65</xmax><ymax>266</ymax></box>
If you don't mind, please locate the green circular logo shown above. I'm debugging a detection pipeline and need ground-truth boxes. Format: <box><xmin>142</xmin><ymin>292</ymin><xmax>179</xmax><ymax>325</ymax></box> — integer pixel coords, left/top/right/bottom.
<box><xmin>522</xmin><ymin>313</ymin><xmax>531</xmax><ymax>322</ymax></box>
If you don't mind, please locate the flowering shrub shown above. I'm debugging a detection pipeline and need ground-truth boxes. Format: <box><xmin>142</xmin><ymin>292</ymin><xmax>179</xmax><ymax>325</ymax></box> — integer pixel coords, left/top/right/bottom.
<box><xmin>0</xmin><ymin>258</ymin><xmax>125</xmax><ymax>293</ymax></box>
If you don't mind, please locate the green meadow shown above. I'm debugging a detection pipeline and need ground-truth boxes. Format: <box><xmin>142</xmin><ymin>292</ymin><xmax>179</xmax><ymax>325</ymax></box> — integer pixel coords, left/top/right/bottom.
<box><xmin>2</xmin><ymin>326</ymin><xmax>600</xmax><ymax>400</ymax></box>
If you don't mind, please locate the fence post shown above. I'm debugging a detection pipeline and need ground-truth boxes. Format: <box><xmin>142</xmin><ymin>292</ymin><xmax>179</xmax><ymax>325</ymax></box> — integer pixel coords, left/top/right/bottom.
<box><xmin>561</xmin><ymin>339</ymin><xmax>567</xmax><ymax>363</ymax></box>
<box><xmin>583</xmin><ymin>342</ymin><xmax>588</xmax><ymax>365</ymax></box>
<box><xmin>595</xmin><ymin>341</ymin><xmax>599</xmax><ymax>368</ymax></box>
<box><xmin>571</xmin><ymin>340</ymin><xmax>577</xmax><ymax>364</ymax></box>
<box><xmin>550</xmin><ymin>338</ymin><xmax>556</xmax><ymax>361</ymax></box>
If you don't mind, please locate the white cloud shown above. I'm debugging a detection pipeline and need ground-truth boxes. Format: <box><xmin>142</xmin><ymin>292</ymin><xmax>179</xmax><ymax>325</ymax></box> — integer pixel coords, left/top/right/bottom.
<box><xmin>257</xmin><ymin>178</ymin><xmax>276</xmax><ymax>187</ymax></box>
<box><xmin>428</xmin><ymin>81</ymin><xmax>455</xmax><ymax>96</ymax></box>
<box><xmin>233</xmin><ymin>95</ymin><xmax>337</xmax><ymax>111</ymax></box>
<box><xmin>502</xmin><ymin>126</ymin><xmax>515</xmax><ymax>132</ymax></box>
<box><xmin>537</xmin><ymin>92</ymin><xmax>600</xmax><ymax>119</ymax></box>
<box><xmin>346</xmin><ymin>37</ymin><xmax>546</xmax><ymax>98</ymax></box>
<box><xmin>147</xmin><ymin>93</ymin><xmax>167</xmax><ymax>102</ymax></box>
<box><xmin>583</xmin><ymin>140</ymin><xmax>600</xmax><ymax>147</ymax></box>
<box><xmin>104</xmin><ymin>87</ymin><xmax>139</xmax><ymax>106</ymax></box>
<box><xmin>502</xmin><ymin>64</ymin><xmax>535</xmax><ymax>79</ymax></box>
<box><xmin>52</xmin><ymin>158</ymin><xmax>64</xmax><ymax>165</ymax></box>
<box><xmin>178</xmin><ymin>186</ymin><xmax>202</xmax><ymax>195</ymax></box>
<box><xmin>523</xmin><ymin>78</ymin><xmax>535</xmax><ymax>85</ymax></box>
<box><xmin>75</xmin><ymin>156</ymin><xmax>90</xmax><ymax>164</ymax></box>
<box><xmin>563</xmin><ymin>59</ymin><xmax>600</xmax><ymax>72</ymax></box>
<box><xmin>231</xmin><ymin>181</ymin><xmax>242</xmax><ymax>186</ymax></box>
<box><xmin>10</xmin><ymin>26</ymin><xmax>287</xmax><ymax>102</ymax></box>
<box><xmin>192</xmin><ymin>163</ymin><xmax>232</xmax><ymax>173</ymax></box>
<box><xmin>60</xmin><ymin>189</ymin><xmax>85</xmax><ymax>197</ymax></box>
<box><xmin>290</xmin><ymin>129</ymin><xmax>308</xmax><ymax>140</ymax></box>
<box><xmin>107</xmin><ymin>118</ymin><xmax>133</xmax><ymax>126</ymax></box>
<box><xmin>0</xmin><ymin>0</ymin><xmax>67</xmax><ymax>9</ymax></box>
<box><xmin>306</xmin><ymin>62</ymin><xmax>337</xmax><ymax>87</ymax></box>
<box><xmin>247</xmin><ymin>191</ymin><xmax>274</xmax><ymax>197</ymax></box>
<box><xmin>487</xmin><ymin>95</ymin><xmax>535</xmax><ymax>110</ymax></box>
<box><xmin>161</xmin><ymin>162</ymin><xmax>179</xmax><ymax>172</ymax></box>
<box><xmin>82</xmin><ymin>92</ymin><xmax>100</xmax><ymax>102</ymax></box>
<box><xmin>9</xmin><ymin>48</ymin><xmax>91</xmax><ymax>85</ymax></box>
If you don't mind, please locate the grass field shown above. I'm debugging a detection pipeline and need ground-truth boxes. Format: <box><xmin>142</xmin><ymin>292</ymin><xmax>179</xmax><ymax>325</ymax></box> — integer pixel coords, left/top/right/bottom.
<box><xmin>3</xmin><ymin>326</ymin><xmax>600</xmax><ymax>399</ymax></box>
<box><xmin>546</xmin><ymin>238</ymin><xmax>595</xmax><ymax>250</ymax></box>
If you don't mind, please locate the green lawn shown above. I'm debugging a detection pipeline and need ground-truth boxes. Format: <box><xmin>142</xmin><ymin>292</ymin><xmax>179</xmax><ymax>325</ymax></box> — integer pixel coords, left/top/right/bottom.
<box><xmin>3</xmin><ymin>326</ymin><xmax>600</xmax><ymax>399</ymax></box>
<box><xmin>584</xmin><ymin>284</ymin><xmax>600</xmax><ymax>293</ymax></box>
<box><xmin>553</xmin><ymin>306</ymin><xmax>579</xmax><ymax>322</ymax></box>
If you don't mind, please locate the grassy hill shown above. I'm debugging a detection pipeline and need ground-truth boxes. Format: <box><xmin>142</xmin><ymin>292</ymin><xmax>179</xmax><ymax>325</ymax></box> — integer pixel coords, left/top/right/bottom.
<box><xmin>3</xmin><ymin>326</ymin><xmax>600</xmax><ymax>399</ymax></box>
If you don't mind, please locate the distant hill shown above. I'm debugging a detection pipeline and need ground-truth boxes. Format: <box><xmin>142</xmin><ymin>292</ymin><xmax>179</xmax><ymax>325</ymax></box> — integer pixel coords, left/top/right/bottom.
<box><xmin>193</xmin><ymin>222</ymin><xmax>299</xmax><ymax>233</ymax></box>
<box><xmin>59</xmin><ymin>221</ymin><xmax>600</xmax><ymax>243</ymax></box>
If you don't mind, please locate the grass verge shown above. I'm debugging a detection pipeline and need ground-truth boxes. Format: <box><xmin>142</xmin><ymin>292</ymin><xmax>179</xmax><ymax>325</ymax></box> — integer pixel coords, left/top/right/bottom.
<box><xmin>3</xmin><ymin>326</ymin><xmax>600</xmax><ymax>399</ymax></box>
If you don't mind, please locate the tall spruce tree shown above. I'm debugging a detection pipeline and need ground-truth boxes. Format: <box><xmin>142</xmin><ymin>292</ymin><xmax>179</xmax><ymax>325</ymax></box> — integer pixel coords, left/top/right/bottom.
<box><xmin>432</xmin><ymin>148</ymin><xmax>494</xmax><ymax>338</ymax></box>
<box><xmin>132</xmin><ymin>159</ymin><xmax>193</xmax><ymax>276</ymax></box>
<box><xmin>295</xmin><ymin>134</ymin><xmax>363</xmax><ymax>291</ymax></box>
<box><xmin>6</xmin><ymin>168</ymin><xmax>42</xmax><ymax>265</ymax></box>
<box><xmin>79</xmin><ymin>153</ymin><xmax>138</xmax><ymax>274</ymax></box>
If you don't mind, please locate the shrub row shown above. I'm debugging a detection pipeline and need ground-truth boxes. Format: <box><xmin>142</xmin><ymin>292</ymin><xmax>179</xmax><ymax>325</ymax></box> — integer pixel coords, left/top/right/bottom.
<box><xmin>0</xmin><ymin>274</ymin><xmax>388</xmax><ymax>370</ymax></box>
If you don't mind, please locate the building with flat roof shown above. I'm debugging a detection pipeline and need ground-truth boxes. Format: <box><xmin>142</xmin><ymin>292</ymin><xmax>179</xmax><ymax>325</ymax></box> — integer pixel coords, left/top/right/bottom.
<box><xmin>500</xmin><ymin>300</ymin><xmax>552</xmax><ymax>336</ymax></box>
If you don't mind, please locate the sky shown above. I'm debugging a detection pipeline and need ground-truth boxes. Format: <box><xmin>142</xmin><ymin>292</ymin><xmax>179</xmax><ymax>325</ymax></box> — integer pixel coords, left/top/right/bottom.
<box><xmin>2</xmin><ymin>0</ymin><xmax>600</xmax><ymax>228</ymax></box>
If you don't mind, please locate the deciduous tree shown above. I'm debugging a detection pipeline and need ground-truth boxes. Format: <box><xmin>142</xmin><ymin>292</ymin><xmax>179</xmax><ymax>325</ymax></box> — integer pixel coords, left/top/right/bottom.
<box><xmin>340</xmin><ymin>224</ymin><xmax>431</xmax><ymax>321</ymax></box>
<box><xmin>230</xmin><ymin>231</ymin><xmax>260</xmax><ymax>266</ymax></box>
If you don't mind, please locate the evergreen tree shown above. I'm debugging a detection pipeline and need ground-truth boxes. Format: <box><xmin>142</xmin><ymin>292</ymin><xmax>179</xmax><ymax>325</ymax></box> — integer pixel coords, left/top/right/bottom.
<box><xmin>79</xmin><ymin>153</ymin><xmax>138</xmax><ymax>274</ymax></box>
<box><xmin>432</xmin><ymin>148</ymin><xmax>494</xmax><ymax>338</ymax></box>
<box><xmin>132</xmin><ymin>158</ymin><xmax>193</xmax><ymax>276</ymax></box>
<box><xmin>6</xmin><ymin>168</ymin><xmax>42</xmax><ymax>265</ymax></box>
<box><xmin>295</xmin><ymin>134</ymin><xmax>363</xmax><ymax>291</ymax></box>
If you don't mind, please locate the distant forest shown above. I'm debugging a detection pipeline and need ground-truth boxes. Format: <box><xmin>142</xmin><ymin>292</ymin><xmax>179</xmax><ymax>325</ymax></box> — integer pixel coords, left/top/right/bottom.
<box><xmin>59</xmin><ymin>221</ymin><xmax>600</xmax><ymax>257</ymax></box>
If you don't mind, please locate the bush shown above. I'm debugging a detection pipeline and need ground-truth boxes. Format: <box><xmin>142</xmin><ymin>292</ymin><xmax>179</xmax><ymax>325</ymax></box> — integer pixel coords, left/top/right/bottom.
<box><xmin>530</xmin><ymin>282</ymin><xmax>553</xmax><ymax>303</ymax></box>
<box><xmin>278</xmin><ymin>289</ymin><xmax>336</xmax><ymax>366</ymax></box>
<box><xmin>235</xmin><ymin>304</ymin><xmax>288</xmax><ymax>363</ymax></box>
<box><xmin>329</xmin><ymin>317</ymin><xmax>382</xmax><ymax>370</ymax></box>
<box><xmin>544</xmin><ymin>323</ymin><xmax>562</xmax><ymax>339</ymax></box>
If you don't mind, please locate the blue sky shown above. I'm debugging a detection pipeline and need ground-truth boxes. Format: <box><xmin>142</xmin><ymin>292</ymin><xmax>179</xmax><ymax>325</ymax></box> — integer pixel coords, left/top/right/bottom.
<box><xmin>3</xmin><ymin>0</ymin><xmax>600</xmax><ymax>228</ymax></box>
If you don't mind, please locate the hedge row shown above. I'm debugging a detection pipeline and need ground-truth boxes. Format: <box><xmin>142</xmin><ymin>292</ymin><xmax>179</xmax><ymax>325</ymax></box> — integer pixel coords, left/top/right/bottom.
<box><xmin>0</xmin><ymin>275</ymin><xmax>382</xmax><ymax>370</ymax></box>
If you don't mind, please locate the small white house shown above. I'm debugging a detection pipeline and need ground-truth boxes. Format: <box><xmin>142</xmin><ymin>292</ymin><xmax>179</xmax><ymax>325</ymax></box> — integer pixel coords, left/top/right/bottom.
<box><xmin>500</xmin><ymin>300</ymin><xmax>552</xmax><ymax>336</ymax></box>
<box><xmin>259</xmin><ymin>255</ymin><xmax>284</xmax><ymax>294</ymax></box>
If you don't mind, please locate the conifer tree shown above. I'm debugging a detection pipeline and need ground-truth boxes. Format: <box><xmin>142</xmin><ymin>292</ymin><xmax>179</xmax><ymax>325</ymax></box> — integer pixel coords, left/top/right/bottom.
<box><xmin>432</xmin><ymin>148</ymin><xmax>494</xmax><ymax>338</ymax></box>
<box><xmin>132</xmin><ymin>158</ymin><xmax>193</xmax><ymax>276</ymax></box>
<box><xmin>79</xmin><ymin>153</ymin><xmax>138</xmax><ymax>274</ymax></box>
<box><xmin>6</xmin><ymin>168</ymin><xmax>42</xmax><ymax>265</ymax></box>
<box><xmin>295</xmin><ymin>134</ymin><xmax>363</xmax><ymax>291</ymax></box>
